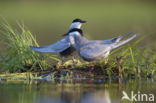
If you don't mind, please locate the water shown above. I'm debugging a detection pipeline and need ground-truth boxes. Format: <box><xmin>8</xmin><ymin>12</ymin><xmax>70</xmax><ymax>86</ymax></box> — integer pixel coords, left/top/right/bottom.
<box><xmin>0</xmin><ymin>79</ymin><xmax>156</xmax><ymax>103</ymax></box>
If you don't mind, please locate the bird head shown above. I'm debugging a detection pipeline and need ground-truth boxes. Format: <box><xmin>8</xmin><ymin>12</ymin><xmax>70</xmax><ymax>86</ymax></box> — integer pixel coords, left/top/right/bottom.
<box><xmin>62</xmin><ymin>18</ymin><xmax>86</xmax><ymax>36</ymax></box>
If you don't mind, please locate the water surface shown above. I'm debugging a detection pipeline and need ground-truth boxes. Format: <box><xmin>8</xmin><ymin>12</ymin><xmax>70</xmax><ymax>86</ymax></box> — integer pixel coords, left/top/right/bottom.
<box><xmin>0</xmin><ymin>79</ymin><xmax>155</xmax><ymax>103</ymax></box>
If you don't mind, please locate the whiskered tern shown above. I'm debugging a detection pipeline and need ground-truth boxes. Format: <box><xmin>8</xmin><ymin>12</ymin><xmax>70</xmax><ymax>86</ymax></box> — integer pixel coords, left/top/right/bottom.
<box><xmin>68</xmin><ymin>28</ymin><xmax>138</xmax><ymax>61</ymax></box>
<box><xmin>30</xmin><ymin>19</ymin><xmax>86</xmax><ymax>60</ymax></box>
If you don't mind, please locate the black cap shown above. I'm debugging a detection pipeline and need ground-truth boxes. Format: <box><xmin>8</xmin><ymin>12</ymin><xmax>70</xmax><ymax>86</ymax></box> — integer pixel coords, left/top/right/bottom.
<box><xmin>72</xmin><ymin>18</ymin><xmax>87</xmax><ymax>23</ymax></box>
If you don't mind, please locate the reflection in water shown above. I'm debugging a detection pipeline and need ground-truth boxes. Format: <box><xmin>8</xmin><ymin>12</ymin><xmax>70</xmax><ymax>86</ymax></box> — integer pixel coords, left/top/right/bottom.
<box><xmin>37</xmin><ymin>91</ymin><xmax>111</xmax><ymax>103</ymax></box>
<box><xmin>80</xmin><ymin>91</ymin><xmax>111</xmax><ymax>103</ymax></box>
<box><xmin>35</xmin><ymin>81</ymin><xmax>113</xmax><ymax>103</ymax></box>
<box><xmin>0</xmin><ymin>79</ymin><xmax>156</xmax><ymax>103</ymax></box>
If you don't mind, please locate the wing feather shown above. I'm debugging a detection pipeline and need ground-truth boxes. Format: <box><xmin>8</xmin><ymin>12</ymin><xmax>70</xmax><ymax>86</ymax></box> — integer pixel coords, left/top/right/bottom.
<box><xmin>30</xmin><ymin>37</ymin><xmax>70</xmax><ymax>53</ymax></box>
<box><xmin>80</xmin><ymin>44</ymin><xmax>111</xmax><ymax>60</ymax></box>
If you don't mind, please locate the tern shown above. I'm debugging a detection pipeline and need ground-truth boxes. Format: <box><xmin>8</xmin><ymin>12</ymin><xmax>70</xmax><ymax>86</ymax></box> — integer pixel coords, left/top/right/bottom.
<box><xmin>30</xmin><ymin>19</ymin><xmax>86</xmax><ymax>60</ymax></box>
<box><xmin>68</xmin><ymin>28</ymin><xmax>138</xmax><ymax>61</ymax></box>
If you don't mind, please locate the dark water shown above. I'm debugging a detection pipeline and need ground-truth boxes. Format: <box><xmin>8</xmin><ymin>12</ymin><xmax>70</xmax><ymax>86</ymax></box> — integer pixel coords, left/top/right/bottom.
<box><xmin>0</xmin><ymin>79</ymin><xmax>156</xmax><ymax>103</ymax></box>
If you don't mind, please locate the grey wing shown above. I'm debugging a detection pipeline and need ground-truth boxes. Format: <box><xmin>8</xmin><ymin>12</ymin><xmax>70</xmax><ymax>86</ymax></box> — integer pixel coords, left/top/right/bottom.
<box><xmin>80</xmin><ymin>44</ymin><xmax>111</xmax><ymax>60</ymax></box>
<box><xmin>91</xmin><ymin>31</ymin><xmax>135</xmax><ymax>44</ymax></box>
<box><xmin>30</xmin><ymin>37</ymin><xmax>70</xmax><ymax>53</ymax></box>
<box><xmin>89</xmin><ymin>37</ymin><xmax>119</xmax><ymax>44</ymax></box>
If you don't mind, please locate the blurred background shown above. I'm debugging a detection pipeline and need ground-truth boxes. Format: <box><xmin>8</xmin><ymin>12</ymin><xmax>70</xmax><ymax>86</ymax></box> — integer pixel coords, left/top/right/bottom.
<box><xmin>0</xmin><ymin>0</ymin><xmax>156</xmax><ymax>47</ymax></box>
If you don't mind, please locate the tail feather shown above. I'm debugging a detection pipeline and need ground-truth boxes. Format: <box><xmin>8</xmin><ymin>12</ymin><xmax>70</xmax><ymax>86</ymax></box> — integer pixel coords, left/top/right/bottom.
<box><xmin>120</xmin><ymin>31</ymin><xmax>136</xmax><ymax>38</ymax></box>
<box><xmin>115</xmin><ymin>31</ymin><xmax>136</xmax><ymax>43</ymax></box>
<box><xmin>112</xmin><ymin>33</ymin><xmax>138</xmax><ymax>49</ymax></box>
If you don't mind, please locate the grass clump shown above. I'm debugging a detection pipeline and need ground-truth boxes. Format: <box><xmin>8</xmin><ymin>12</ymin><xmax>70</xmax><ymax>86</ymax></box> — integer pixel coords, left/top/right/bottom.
<box><xmin>0</xmin><ymin>21</ymin><xmax>53</xmax><ymax>72</ymax></box>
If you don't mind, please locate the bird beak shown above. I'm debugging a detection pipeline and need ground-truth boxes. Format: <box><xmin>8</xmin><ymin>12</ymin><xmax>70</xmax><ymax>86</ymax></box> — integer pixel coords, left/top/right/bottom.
<box><xmin>62</xmin><ymin>33</ymin><xmax>68</xmax><ymax>36</ymax></box>
<box><xmin>81</xmin><ymin>20</ymin><xmax>87</xmax><ymax>23</ymax></box>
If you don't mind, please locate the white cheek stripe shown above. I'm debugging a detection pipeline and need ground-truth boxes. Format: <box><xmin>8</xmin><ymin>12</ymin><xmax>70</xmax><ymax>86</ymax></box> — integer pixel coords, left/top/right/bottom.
<box><xmin>69</xmin><ymin>22</ymin><xmax>81</xmax><ymax>30</ymax></box>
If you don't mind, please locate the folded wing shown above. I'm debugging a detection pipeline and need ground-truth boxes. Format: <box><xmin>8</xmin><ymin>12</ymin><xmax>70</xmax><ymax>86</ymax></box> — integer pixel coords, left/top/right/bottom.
<box><xmin>80</xmin><ymin>44</ymin><xmax>111</xmax><ymax>60</ymax></box>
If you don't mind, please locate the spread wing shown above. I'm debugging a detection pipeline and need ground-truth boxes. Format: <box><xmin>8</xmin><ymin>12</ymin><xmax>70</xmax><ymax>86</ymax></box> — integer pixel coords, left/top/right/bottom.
<box><xmin>30</xmin><ymin>37</ymin><xmax>70</xmax><ymax>53</ymax></box>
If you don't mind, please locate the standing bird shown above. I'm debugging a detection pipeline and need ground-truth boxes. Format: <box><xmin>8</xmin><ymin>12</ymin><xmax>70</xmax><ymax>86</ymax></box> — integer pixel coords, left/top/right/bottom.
<box><xmin>68</xmin><ymin>28</ymin><xmax>138</xmax><ymax>61</ymax></box>
<box><xmin>30</xmin><ymin>19</ymin><xmax>86</xmax><ymax>61</ymax></box>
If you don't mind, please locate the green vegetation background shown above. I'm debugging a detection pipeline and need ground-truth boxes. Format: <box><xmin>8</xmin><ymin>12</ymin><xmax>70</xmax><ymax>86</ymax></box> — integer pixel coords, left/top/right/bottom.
<box><xmin>0</xmin><ymin>0</ymin><xmax>155</xmax><ymax>46</ymax></box>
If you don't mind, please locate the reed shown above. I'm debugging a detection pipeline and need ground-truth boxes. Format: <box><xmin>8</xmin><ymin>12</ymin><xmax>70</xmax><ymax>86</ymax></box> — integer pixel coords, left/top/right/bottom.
<box><xmin>0</xmin><ymin>21</ymin><xmax>58</xmax><ymax>72</ymax></box>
